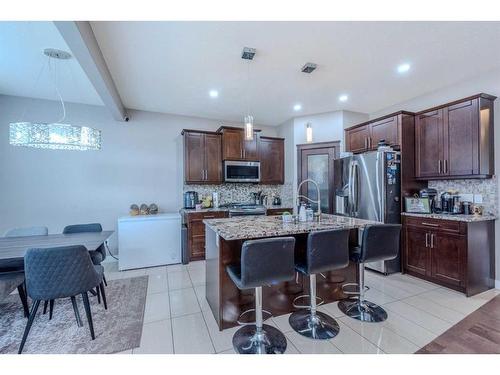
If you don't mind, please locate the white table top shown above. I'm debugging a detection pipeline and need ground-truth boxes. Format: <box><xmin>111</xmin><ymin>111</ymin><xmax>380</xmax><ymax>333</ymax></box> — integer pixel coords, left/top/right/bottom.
<box><xmin>0</xmin><ymin>231</ymin><xmax>114</xmax><ymax>260</ymax></box>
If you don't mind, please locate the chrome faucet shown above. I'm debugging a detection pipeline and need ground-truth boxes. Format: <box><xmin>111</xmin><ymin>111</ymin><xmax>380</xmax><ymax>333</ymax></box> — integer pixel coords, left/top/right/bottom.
<box><xmin>296</xmin><ymin>179</ymin><xmax>321</xmax><ymax>216</ymax></box>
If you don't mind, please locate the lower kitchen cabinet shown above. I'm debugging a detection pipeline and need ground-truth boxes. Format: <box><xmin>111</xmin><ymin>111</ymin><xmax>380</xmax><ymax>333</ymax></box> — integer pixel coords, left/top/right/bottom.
<box><xmin>402</xmin><ymin>215</ymin><xmax>495</xmax><ymax>296</ymax></box>
<box><xmin>266</xmin><ymin>207</ymin><xmax>293</xmax><ymax>215</ymax></box>
<box><xmin>184</xmin><ymin>211</ymin><xmax>228</xmax><ymax>261</ymax></box>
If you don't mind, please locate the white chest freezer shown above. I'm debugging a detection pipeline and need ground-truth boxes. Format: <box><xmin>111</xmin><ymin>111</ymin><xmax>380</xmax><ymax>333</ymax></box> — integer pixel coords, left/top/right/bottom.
<box><xmin>118</xmin><ymin>213</ymin><xmax>181</xmax><ymax>270</ymax></box>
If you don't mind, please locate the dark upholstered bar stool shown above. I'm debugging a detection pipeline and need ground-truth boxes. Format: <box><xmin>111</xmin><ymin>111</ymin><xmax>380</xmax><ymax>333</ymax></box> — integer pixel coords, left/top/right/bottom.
<box><xmin>226</xmin><ymin>237</ymin><xmax>296</xmax><ymax>354</ymax></box>
<box><xmin>289</xmin><ymin>229</ymin><xmax>350</xmax><ymax>340</ymax></box>
<box><xmin>338</xmin><ymin>224</ymin><xmax>401</xmax><ymax>322</ymax></box>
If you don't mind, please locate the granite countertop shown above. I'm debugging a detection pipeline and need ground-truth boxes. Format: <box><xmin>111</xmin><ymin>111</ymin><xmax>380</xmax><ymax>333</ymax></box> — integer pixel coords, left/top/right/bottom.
<box><xmin>179</xmin><ymin>204</ymin><xmax>293</xmax><ymax>214</ymax></box>
<box><xmin>203</xmin><ymin>214</ymin><xmax>378</xmax><ymax>241</ymax></box>
<box><xmin>401</xmin><ymin>212</ymin><xmax>497</xmax><ymax>223</ymax></box>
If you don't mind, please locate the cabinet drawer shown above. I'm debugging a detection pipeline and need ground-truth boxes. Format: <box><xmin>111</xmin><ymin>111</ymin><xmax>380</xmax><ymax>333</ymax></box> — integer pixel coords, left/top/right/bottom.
<box><xmin>187</xmin><ymin>211</ymin><xmax>227</xmax><ymax>222</ymax></box>
<box><xmin>267</xmin><ymin>208</ymin><xmax>293</xmax><ymax>216</ymax></box>
<box><xmin>404</xmin><ymin>216</ymin><xmax>465</xmax><ymax>234</ymax></box>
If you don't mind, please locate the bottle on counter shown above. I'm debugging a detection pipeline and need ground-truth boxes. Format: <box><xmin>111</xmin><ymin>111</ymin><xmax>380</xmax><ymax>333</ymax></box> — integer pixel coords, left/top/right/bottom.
<box><xmin>306</xmin><ymin>205</ymin><xmax>314</xmax><ymax>222</ymax></box>
<box><xmin>298</xmin><ymin>203</ymin><xmax>307</xmax><ymax>222</ymax></box>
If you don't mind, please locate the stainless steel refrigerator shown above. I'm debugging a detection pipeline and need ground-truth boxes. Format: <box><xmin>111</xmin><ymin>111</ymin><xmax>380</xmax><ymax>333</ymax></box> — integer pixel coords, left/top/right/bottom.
<box><xmin>334</xmin><ymin>150</ymin><xmax>401</xmax><ymax>274</ymax></box>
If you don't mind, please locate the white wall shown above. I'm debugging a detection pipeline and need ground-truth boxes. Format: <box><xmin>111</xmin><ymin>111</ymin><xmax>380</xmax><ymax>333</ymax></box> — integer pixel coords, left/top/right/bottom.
<box><xmin>371</xmin><ymin>67</ymin><xmax>500</xmax><ymax>287</ymax></box>
<box><xmin>0</xmin><ymin>95</ymin><xmax>277</xmax><ymax>251</ymax></box>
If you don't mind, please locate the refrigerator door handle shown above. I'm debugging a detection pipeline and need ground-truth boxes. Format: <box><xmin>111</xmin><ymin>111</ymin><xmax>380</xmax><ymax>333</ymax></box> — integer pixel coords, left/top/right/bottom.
<box><xmin>352</xmin><ymin>161</ymin><xmax>359</xmax><ymax>216</ymax></box>
<box><xmin>347</xmin><ymin>161</ymin><xmax>354</xmax><ymax>216</ymax></box>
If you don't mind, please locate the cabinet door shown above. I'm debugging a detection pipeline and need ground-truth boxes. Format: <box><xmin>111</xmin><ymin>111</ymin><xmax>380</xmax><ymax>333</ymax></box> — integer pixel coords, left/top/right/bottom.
<box><xmin>404</xmin><ymin>227</ymin><xmax>429</xmax><ymax>276</ymax></box>
<box><xmin>345</xmin><ymin>125</ymin><xmax>369</xmax><ymax>153</ymax></box>
<box><xmin>369</xmin><ymin>116</ymin><xmax>399</xmax><ymax>149</ymax></box>
<box><xmin>415</xmin><ymin>109</ymin><xmax>444</xmax><ymax>178</ymax></box>
<box><xmin>184</xmin><ymin>132</ymin><xmax>205</xmax><ymax>183</ymax></box>
<box><xmin>444</xmin><ymin>99</ymin><xmax>479</xmax><ymax>177</ymax></box>
<box><xmin>222</xmin><ymin>129</ymin><xmax>243</xmax><ymax>160</ymax></box>
<box><xmin>204</xmin><ymin>133</ymin><xmax>222</xmax><ymax>183</ymax></box>
<box><xmin>260</xmin><ymin>137</ymin><xmax>284</xmax><ymax>184</ymax></box>
<box><xmin>430</xmin><ymin>232</ymin><xmax>466</xmax><ymax>287</ymax></box>
<box><xmin>243</xmin><ymin>132</ymin><xmax>259</xmax><ymax>161</ymax></box>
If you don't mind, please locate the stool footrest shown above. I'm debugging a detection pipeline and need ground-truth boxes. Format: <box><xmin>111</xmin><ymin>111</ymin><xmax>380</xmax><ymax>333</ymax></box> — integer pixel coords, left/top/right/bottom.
<box><xmin>341</xmin><ymin>283</ymin><xmax>370</xmax><ymax>296</ymax></box>
<box><xmin>292</xmin><ymin>294</ymin><xmax>324</xmax><ymax>309</ymax></box>
<box><xmin>237</xmin><ymin>308</ymin><xmax>272</xmax><ymax>326</ymax></box>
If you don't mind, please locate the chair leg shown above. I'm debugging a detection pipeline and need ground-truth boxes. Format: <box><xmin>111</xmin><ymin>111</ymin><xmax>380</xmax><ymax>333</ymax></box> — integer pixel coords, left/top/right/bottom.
<box><xmin>82</xmin><ymin>292</ymin><xmax>95</xmax><ymax>340</ymax></box>
<box><xmin>96</xmin><ymin>285</ymin><xmax>101</xmax><ymax>304</ymax></box>
<box><xmin>49</xmin><ymin>300</ymin><xmax>54</xmax><ymax>320</ymax></box>
<box><xmin>17</xmin><ymin>283</ymin><xmax>29</xmax><ymax>318</ymax></box>
<box><xmin>43</xmin><ymin>300</ymin><xmax>48</xmax><ymax>314</ymax></box>
<box><xmin>70</xmin><ymin>296</ymin><xmax>83</xmax><ymax>327</ymax></box>
<box><xmin>100</xmin><ymin>282</ymin><xmax>108</xmax><ymax>310</ymax></box>
<box><xmin>89</xmin><ymin>288</ymin><xmax>97</xmax><ymax>296</ymax></box>
<box><xmin>103</xmin><ymin>274</ymin><xmax>108</xmax><ymax>287</ymax></box>
<box><xmin>18</xmin><ymin>300</ymin><xmax>40</xmax><ymax>354</ymax></box>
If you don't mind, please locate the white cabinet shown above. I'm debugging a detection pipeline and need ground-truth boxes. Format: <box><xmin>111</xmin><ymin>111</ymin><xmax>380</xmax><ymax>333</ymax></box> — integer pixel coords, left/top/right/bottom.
<box><xmin>118</xmin><ymin>213</ymin><xmax>181</xmax><ymax>270</ymax></box>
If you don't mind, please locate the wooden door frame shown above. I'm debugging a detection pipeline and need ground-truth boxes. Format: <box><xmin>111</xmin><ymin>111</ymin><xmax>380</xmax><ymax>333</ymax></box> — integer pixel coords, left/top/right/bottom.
<box><xmin>296</xmin><ymin>141</ymin><xmax>341</xmax><ymax>214</ymax></box>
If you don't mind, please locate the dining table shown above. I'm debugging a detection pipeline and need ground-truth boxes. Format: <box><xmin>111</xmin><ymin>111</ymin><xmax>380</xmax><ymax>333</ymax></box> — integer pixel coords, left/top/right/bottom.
<box><xmin>0</xmin><ymin>231</ymin><xmax>114</xmax><ymax>261</ymax></box>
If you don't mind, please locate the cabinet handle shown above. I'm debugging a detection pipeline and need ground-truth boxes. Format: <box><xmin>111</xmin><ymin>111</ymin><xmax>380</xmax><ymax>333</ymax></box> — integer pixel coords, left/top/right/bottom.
<box><xmin>438</xmin><ymin>160</ymin><xmax>442</xmax><ymax>174</ymax></box>
<box><xmin>364</xmin><ymin>137</ymin><xmax>368</xmax><ymax>149</ymax></box>
<box><xmin>204</xmin><ymin>215</ymin><xmax>216</xmax><ymax>219</ymax></box>
<box><xmin>369</xmin><ymin>138</ymin><xmax>372</xmax><ymax>149</ymax></box>
<box><xmin>421</xmin><ymin>222</ymin><xmax>439</xmax><ymax>227</ymax></box>
<box><xmin>430</xmin><ymin>233</ymin><xmax>435</xmax><ymax>248</ymax></box>
<box><xmin>444</xmin><ymin>160</ymin><xmax>448</xmax><ymax>174</ymax></box>
<box><xmin>425</xmin><ymin>233</ymin><xmax>429</xmax><ymax>248</ymax></box>
<box><xmin>201</xmin><ymin>170</ymin><xmax>204</xmax><ymax>180</ymax></box>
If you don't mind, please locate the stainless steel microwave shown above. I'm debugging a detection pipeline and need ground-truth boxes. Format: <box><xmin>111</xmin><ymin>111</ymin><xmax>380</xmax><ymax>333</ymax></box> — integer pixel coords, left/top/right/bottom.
<box><xmin>224</xmin><ymin>161</ymin><xmax>260</xmax><ymax>183</ymax></box>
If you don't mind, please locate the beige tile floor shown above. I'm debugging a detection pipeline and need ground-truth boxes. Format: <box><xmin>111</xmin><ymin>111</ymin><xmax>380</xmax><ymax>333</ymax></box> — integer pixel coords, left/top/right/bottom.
<box><xmin>103</xmin><ymin>261</ymin><xmax>499</xmax><ymax>354</ymax></box>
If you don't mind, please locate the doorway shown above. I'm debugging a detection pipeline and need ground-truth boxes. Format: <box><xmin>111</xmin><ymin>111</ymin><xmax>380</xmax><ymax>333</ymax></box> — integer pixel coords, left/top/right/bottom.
<box><xmin>297</xmin><ymin>141</ymin><xmax>340</xmax><ymax>214</ymax></box>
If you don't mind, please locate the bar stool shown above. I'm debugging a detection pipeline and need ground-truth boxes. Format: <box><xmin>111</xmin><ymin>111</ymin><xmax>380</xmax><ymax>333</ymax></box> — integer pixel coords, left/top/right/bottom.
<box><xmin>288</xmin><ymin>229</ymin><xmax>350</xmax><ymax>340</ymax></box>
<box><xmin>226</xmin><ymin>237</ymin><xmax>296</xmax><ymax>354</ymax></box>
<box><xmin>338</xmin><ymin>224</ymin><xmax>401</xmax><ymax>322</ymax></box>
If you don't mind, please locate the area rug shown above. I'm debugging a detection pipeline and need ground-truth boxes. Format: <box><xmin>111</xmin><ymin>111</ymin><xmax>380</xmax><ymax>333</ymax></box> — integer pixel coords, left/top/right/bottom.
<box><xmin>0</xmin><ymin>276</ymin><xmax>148</xmax><ymax>354</ymax></box>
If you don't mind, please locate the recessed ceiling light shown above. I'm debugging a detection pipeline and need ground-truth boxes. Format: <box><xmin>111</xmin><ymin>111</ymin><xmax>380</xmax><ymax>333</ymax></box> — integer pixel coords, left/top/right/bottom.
<box><xmin>209</xmin><ymin>90</ymin><xmax>219</xmax><ymax>98</ymax></box>
<box><xmin>397</xmin><ymin>63</ymin><xmax>411</xmax><ymax>74</ymax></box>
<box><xmin>293</xmin><ymin>104</ymin><xmax>302</xmax><ymax>111</ymax></box>
<box><xmin>339</xmin><ymin>94</ymin><xmax>348</xmax><ymax>102</ymax></box>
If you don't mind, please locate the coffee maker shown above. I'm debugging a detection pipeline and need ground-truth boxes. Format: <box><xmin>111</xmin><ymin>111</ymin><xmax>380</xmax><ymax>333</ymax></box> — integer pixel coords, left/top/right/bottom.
<box><xmin>183</xmin><ymin>191</ymin><xmax>199</xmax><ymax>209</ymax></box>
<box><xmin>419</xmin><ymin>188</ymin><xmax>438</xmax><ymax>213</ymax></box>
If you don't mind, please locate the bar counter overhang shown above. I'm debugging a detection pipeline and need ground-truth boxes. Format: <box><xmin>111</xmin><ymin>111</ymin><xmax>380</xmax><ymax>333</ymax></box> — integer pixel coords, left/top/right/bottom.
<box><xmin>203</xmin><ymin>214</ymin><xmax>379</xmax><ymax>331</ymax></box>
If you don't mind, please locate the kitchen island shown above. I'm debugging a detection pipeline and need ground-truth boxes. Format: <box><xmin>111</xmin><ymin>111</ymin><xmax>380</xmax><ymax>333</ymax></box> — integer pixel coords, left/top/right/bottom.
<box><xmin>203</xmin><ymin>214</ymin><xmax>378</xmax><ymax>330</ymax></box>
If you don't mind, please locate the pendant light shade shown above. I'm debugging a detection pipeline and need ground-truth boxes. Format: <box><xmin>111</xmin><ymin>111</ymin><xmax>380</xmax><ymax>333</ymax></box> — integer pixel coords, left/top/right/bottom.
<box><xmin>244</xmin><ymin>115</ymin><xmax>254</xmax><ymax>140</ymax></box>
<box><xmin>8</xmin><ymin>48</ymin><xmax>102</xmax><ymax>151</ymax></box>
<box><xmin>306</xmin><ymin>123</ymin><xmax>313</xmax><ymax>143</ymax></box>
<box><xmin>9</xmin><ymin>122</ymin><xmax>101</xmax><ymax>151</ymax></box>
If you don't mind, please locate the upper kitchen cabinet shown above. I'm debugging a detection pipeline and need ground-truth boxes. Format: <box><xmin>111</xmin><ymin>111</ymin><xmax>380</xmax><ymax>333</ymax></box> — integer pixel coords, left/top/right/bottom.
<box><xmin>182</xmin><ymin>130</ymin><xmax>222</xmax><ymax>184</ymax></box>
<box><xmin>415</xmin><ymin>94</ymin><xmax>496</xmax><ymax>180</ymax></box>
<box><xmin>259</xmin><ymin>136</ymin><xmax>285</xmax><ymax>184</ymax></box>
<box><xmin>344</xmin><ymin>111</ymin><xmax>414</xmax><ymax>153</ymax></box>
<box><xmin>218</xmin><ymin>126</ymin><xmax>260</xmax><ymax>161</ymax></box>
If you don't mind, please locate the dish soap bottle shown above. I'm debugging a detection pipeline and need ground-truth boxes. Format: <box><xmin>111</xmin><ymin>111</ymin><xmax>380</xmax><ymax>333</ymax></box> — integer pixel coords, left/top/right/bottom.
<box><xmin>299</xmin><ymin>203</ymin><xmax>307</xmax><ymax>222</ymax></box>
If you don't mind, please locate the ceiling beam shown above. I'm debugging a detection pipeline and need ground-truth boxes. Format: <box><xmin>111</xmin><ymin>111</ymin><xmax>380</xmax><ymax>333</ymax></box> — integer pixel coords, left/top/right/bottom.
<box><xmin>54</xmin><ymin>21</ymin><xmax>128</xmax><ymax>122</ymax></box>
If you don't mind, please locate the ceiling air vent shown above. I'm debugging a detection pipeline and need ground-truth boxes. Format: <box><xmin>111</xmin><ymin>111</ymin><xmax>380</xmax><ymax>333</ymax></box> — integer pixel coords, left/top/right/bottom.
<box><xmin>301</xmin><ymin>62</ymin><xmax>317</xmax><ymax>73</ymax></box>
<box><xmin>241</xmin><ymin>47</ymin><xmax>256</xmax><ymax>60</ymax></box>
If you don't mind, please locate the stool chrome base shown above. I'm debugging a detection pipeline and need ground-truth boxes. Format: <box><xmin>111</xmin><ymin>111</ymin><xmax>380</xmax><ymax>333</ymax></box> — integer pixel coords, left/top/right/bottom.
<box><xmin>288</xmin><ymin>309</ymin><xmax>340</xmax><ymax>340</ymax></box>
<box><xmin>338</xmin><ymin>298</ymin><xmax>388</xmax><ymax>322</ymax></box>
<box><xmin>232</xmin><ymin>324</ymin><xmax>287</xmax><ymax>354</ymax></box>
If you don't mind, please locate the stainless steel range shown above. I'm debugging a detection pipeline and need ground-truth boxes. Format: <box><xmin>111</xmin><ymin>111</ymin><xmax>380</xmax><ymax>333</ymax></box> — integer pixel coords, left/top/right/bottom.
<box><xmin>227</xmin><ymin>203</ymin><xmax>267</xmax><ymax>217</ymax></box>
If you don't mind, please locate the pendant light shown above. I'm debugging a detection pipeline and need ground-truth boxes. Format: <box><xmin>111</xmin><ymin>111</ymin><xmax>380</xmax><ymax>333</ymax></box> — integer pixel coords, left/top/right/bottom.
<box><xmin>9</xmin><ymin>48</ymin><xmax>101</xmax><ymax>151</ymax></box>
<box><xmin>242</xmin><ymin>47</ymin><xmax>255</xmax><ymax>141</ymax></box>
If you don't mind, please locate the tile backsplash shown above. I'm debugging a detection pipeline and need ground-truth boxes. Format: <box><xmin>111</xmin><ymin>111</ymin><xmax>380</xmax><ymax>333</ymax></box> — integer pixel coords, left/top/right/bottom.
<box><xmin>428</xmin><ymin>176</ymin><xmax>498</xmax><ymax>215</ymax></box>
<box><xmin>184</xmin><ymin>183</ymin><xmax>294</xmax><ymax>207</ymax></box>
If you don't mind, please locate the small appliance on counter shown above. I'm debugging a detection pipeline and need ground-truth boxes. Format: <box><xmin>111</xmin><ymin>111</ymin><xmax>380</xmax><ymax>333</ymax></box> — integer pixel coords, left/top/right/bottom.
<box><xmin>183</xmin><ymin>191</ymin><xmax>199</xmax><ymax>209</ymax></box>
<box><xmin>440</xmin><ymin>191</ymin><xmax>461</xmax><ymax>214</ymax></box>
<box><xmin>419</xmin><ymin>188</ymin><xmax>438</xmax><ymax>213</ymax></box>
<box><xmin>273</xmin><ymin>196</ymin><xmax>282</xmax><ymax>206</ymax></box>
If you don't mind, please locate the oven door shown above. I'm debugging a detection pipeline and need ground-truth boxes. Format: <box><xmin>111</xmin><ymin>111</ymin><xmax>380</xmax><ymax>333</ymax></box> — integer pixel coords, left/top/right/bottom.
<box><xmin>224</xmin><ymin>161</ymin><xmax>260</xmax><ymax>183</ymax></box>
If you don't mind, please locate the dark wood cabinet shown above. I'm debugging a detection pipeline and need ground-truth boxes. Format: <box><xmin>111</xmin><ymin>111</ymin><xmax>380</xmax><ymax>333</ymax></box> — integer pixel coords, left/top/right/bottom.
<box><xmin>184</xmin><ymin>211</ymin><xmax>228</xmax><ymax>261</ymax></box>
<box><xmin>370</xmin><ymin>115</ymin><xmax>399</xmax><ymax>148</ymax></box>
<box><xmin>402</xmin><ymin>215</ymin><xmax>494</xmax><ymax>296</ymax></box>
<box><xmin>415</xmin><ymin>94</ymin><xmax>495</xmax><ymax>180</ymax></box>
<box><xmin>219</xmin><ymin>126</ymin><xmax>260</xmax><ymax>161</ymax></box>
<box><xmin>345</xmin><ymin>124</ymin><xmax>370</xmax><ymax>153</ymax></box>
<box><xmin>259</xmin><ymin>136</ymin><xmax>284</xmax><ymax>184</ymax></box>
<box><xmin>182</xmin><ymin>130</ymin><xmax>222</xmax><ymax>184</ymax></box>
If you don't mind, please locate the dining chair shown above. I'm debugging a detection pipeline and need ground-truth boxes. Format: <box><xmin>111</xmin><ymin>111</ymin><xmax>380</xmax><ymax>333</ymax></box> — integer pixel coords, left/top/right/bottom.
<box><xmin>0</xmin><ymin>273</ymin><xmax>30</xmax><ymax>318</ymax></box>
<box><xmin>1</xmin><ymin>226</ymin><xmax>49</xmax><ymax>273</ymax></box>
<box><xmin>18</xmin><ymin>245</ymin><xmax>106</xmax><ymax>354</ymax></box>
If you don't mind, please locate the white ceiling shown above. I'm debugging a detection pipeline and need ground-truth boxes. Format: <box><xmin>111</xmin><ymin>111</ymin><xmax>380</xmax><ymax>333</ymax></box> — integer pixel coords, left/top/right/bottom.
<box><xmin>0</xmin><ymin>22</ymin><xmax>102</xmax><ymax>107</ymax></box>
<box><xmin>2</xmin><ymin>22</ymin><xmax>500</xmax><ymax>126</ymax></box>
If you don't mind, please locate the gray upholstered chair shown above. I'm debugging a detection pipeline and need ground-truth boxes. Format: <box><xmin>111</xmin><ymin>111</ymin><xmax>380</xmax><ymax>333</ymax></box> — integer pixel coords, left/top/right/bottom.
<box><xmin>63</xmin><ymin>223</ymin><xmax>107</xmax><ymax>282</ymax></box>
<box><xmin>1</xmin><ymin>226</ymin><xmax>49</xmax><ymax>273</ymax></box>
<box><xmin>338</xmin><ymin>224</ymin><xmax>401</xmax><ymax>322</ymax></box>
<box><xmin>18</xmin><ymin>245</ymin><xmax>107</xmax><ymax>354</ymax></box>
<box><xmin>0</xmin><ymin>273</ymin><xmax>29</xmax><ymax>317</ymax></box>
